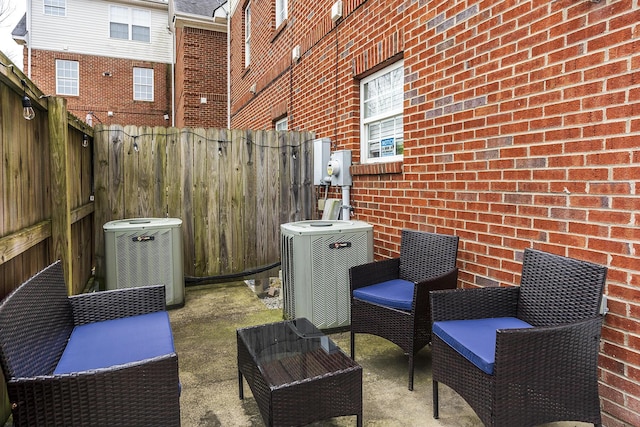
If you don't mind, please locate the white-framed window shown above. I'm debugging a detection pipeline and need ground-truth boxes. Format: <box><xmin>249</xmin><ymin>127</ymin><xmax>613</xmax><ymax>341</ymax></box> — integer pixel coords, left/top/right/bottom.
<box><xmin>133</xmin><ymin>68</ymin><xmax>154</xmax><ymax>101</ymax></box>
<box><xmin>275</xmin><ymin>117</ymin><xmax>288</xmax><ymax>131</ymax></box>
<box><xmin>275</xmin><ymin>0</ymin><xmax>287</xmax><ymax>28</ymax></box>
<box><xmin>110</xmin><ymin>6</ymin><xmax>150</xmax><ymax>42</ymax></box>
<box><xmin>44</xmin><ymin>0</ymin><xmax>66</xmax><ymax>16</ymax></box>
<box><xmin>360</xmin><ymin>61</ymin><xmax>404</xmax><ymax>163</ymax></box>
<box><xmin>244</xmin><ymin>3</ymin><xmax>251</xmax><ymax>67</ymax></box>
<box><xmin>55</xmin><ymin>59</ymin><xmax>79</xmax><ymax>96</ymax></box>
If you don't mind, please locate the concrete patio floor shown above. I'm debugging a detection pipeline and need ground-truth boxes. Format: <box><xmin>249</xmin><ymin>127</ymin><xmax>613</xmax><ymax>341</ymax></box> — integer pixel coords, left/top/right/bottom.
<box><xmin>169</xmin><ymin>281</ymin><xmax>594</xmax><ymax>427</ymax></box>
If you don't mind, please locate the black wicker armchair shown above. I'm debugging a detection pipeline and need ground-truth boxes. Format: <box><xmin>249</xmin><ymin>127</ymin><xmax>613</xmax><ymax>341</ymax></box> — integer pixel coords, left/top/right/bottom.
<box><xmin>349</xmin><ymin>229</ymin><xmax>459</xmax><ymax>390</ymax></box>
<box><xmin>431</xmin><ymin>248</ymin><xmax>607</xmax><ymax>427</ymax></box>
<box><xmin>0</xmin><ymin>261</ymin><xmax>181</xmax><ymax>427</ymax></box>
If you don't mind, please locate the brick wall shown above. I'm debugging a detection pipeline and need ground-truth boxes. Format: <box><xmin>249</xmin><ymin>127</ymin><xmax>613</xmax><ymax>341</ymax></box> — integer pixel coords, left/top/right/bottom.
<box><xmin>175</xmin><ymin>26</ymin><xmax>228</xmax><ymax>128</ymax></box>
<box><xmin>230</xmin><ymin>0</ymin><xmax>640</xmax><ymax>424</ymax></box>
<box><xmin>28</xmin><ymin>49</ymin><xmax>171</xmax><ymax>126</ymax></box>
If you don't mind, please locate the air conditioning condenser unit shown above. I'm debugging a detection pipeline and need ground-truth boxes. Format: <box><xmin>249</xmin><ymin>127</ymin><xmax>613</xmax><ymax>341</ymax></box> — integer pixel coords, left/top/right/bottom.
<box><xmin>104</xmin><ymin>218</ymin><xmax>184</xmax><ymax>308</ymax></box>
<box><xmin>281</xmin><ymin>220</ymin><xmax>373</xmax><ymax>329</ymax></box>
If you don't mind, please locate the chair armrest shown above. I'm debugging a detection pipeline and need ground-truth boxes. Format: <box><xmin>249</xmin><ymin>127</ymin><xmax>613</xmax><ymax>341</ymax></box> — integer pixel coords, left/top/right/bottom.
<box><xmin>349</xmin><ymin>258</ymin><xmax>400</xmax><ymax>291</ymax></box>
<box><xmin>69</xmin><ymin>285</ymin><xmax>166</xmax><ymax>326</ymax></box>
<box><xmin>430</xmin><ymin>286</ymin><xmax>520</xmax><ymax>322</ymax></box>
<box><xmin>494</xmin><ymin>317</ymin><xmax>603</xmax><ymax>382</ymax></box>
<box><xmin>414</xmin><ymin>268</ymin><xmax>458</xmax><ymax>308</ymax></box>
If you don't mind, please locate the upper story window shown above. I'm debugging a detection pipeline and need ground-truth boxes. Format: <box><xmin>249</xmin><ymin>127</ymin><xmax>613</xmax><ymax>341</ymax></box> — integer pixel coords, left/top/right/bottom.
<box><xmin>275</xmin><ymin>0</ymin><xmax>287</xmax><ymax>28</ymax></box>
<box><xmin>44</xmin><ymin>0</ymin><xmax>66</xmax><ymax>16</ymax></box>
<box><xmin>360</xmin><ymin>61</ymin><xmax>404</xmax><ymax>163</ymax></box>
<box><xmin>110</xmin><ymin>6</ymin><xmax>151</xmax><ymax>42</ymax></box>
<box><xmin>244</xmin><ymin>3</ymin><xmax>251</xmax><ymax>67</ymax></box>
<box><xmin>55</xmin><ymin>59</ymin><xmax>79</xmax><ymax>96</ymax></box>
<box><xmin>275</xmin><ymin>117</ymin><xmax>288</xmax><ymax>131</ymax></box>
<box><xmin>133</xmin><ymin>67</ymin><xmax>154</xmax><ymax>101</ymax></box>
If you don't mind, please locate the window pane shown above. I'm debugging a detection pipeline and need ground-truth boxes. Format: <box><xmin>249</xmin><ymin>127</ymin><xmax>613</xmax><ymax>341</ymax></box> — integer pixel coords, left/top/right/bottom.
<box><xmin>110</xmin><ymin>6</ymin><xmax>128</xmax><ymax>23</ymax></box>
<box><xmin>56</xmin><ymin>60</ymin><xmax>78</xmax><ymax>96</ymax></box>
<box><xmin>132</xmin><ymin>25</ymin><xmax>150</xmax><ymax>42</ymax></box>
<box><xmin>110</xmin><ymin>22</ymin><xmax>129</xmax><ymax>39</ymax></box>
<box><xmin>361</xmin><ymin>62</ymin><xmax>403</xmax><ymax>163</ymax></box>
<box><xmin>245</xmin><ymin>5</ymin><xmax>251</xmax><ymax>66</ymax></box>
<box><xmin>134</xmin><ymin>68</ymin><xmax>154</xmax><ymax>101</ymax></box>
<box><xmin>44</xmin><ymin>0</ymin><xmax>65</xmax><ymax>16</ymax></box>
<box><xmin>276</xmin><ymin>0</ymin><xmax>287</xmax><ymax>27</ymax></box>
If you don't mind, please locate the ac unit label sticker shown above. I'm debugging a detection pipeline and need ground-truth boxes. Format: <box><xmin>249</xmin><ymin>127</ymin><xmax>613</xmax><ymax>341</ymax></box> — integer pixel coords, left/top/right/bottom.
<box><xmin>133</xmin><ymin>236</ymin><xmax>155</xmax><ymax>242</ymax></box>
<box><xmin>329</xmin><ymin>242</ymin><xmax>351</xmax><ymax>249</ymax></box>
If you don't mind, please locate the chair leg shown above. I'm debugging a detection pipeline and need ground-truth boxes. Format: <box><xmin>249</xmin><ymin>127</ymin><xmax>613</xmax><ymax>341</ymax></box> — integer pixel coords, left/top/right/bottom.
<box><xmin>350</xmin><ymin>330</ymin><xmax>355</xmax><ymax>360</ymax></box>
<box><xmin>433</xmin><ymin>381</ymin><xmax>439</xmax><ymax>419</ymax></box>
<box><xmin>408</xmin><ymin>354</ymin><xmax>414</xmax><ymax>391</ymax></box>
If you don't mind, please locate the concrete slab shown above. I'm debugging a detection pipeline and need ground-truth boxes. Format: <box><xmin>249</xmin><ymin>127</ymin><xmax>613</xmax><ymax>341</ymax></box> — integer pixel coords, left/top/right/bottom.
<box><xmin>169</xmin><ymin>282</ymin><xmax>593</xmax><ymax>427</ymax></box>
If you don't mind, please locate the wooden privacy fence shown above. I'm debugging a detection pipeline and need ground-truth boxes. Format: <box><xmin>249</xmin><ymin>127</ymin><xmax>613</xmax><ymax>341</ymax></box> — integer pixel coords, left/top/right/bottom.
<box><xmin>93</xmin><ymin>125</ymin><xmax>316</xmax><ymax>282</ymax></box>
<box><xmin>0</xmin><ymin>52</ymin><xmax>94</xmax><ymax>298</ymax></box>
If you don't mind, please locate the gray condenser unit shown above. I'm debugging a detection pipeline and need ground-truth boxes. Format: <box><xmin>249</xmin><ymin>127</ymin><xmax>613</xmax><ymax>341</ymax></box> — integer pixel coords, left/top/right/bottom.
<box><xmin>280</xmin><ymin>220</ymin><xmax>373</xmax><ymax>329</ymax></box>
<box><xmin>104</xmin><ymin>218</ymin><xmax>184</xmax><ymax>308</ymax></box>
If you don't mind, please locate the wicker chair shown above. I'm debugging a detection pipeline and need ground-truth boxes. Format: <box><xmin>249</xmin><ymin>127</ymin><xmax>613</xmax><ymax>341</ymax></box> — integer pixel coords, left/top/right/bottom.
<box><xmin>431</xmin><ymin>248</ymin><xmax>607</xmax><ymax>427</ymax></box>
<box><xmin>349</xmin><ymin>229</ymin><xmax>459</xmax><ymax>390</ymax></box>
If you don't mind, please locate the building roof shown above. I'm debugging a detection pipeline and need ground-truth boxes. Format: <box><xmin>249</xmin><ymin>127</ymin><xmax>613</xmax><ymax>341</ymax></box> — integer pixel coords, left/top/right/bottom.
<box><xmin>12</xmin><ymin>13</ymin><xmax>27</xmax><ymax>40</ymax></box>
<box><xmin>174</xmin><ymin>0</ymin><xmax>226</xmax><ymax>17</ymax></box>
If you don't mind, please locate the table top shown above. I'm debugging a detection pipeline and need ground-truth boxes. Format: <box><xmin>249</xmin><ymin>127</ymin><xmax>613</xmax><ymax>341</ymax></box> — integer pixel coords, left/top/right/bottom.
<box><xmin>237</xmin><ymin>318</ymin><xmax>359</xmax><ymax>387</ymax></box>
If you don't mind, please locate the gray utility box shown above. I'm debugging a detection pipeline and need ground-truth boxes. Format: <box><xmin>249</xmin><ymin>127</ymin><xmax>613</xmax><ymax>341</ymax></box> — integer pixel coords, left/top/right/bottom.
<box><xmin>281</xmin><ymin>220</ymin><xmax>373</xmax><ymax>329</ymax></box>
<box><xmin>104</xmin><ymin>218</ymin><xmax>184</xmax><ymax>308</ymax></box>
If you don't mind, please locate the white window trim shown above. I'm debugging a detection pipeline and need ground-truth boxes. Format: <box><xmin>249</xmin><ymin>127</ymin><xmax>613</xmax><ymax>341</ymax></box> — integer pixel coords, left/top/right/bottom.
<box><xmin>44</xmin><ymin>0</ymin><xmax>66</xmax><ymax>16</ymax></box>
<box><xmin>360</xmin><ymin>61</ymin><xmax>404</xmax><ymax>164</ymax></box>
<box><xmin>55</xmin><ymin>59</ymin><xmax>79</xmax><ymax>96</ymax></box>
<box><xmin>275</xmin><ymin>0</ymin><xmax>287</xmax><ymax>28</ymax></box>
<box><xmin>133</xmin><ymin>67</ymin><xmax>154</xmax><ymax>101</ymax></box>
<box><xmin>275</xmin><ymin>117</ymin><xmax>288</xmax><ymax>131</ymax></box>
<box><xmin>244</xmin><ymin>3</ymin><xmax>251</xmax><ymax>67</ymax></box>
<box><xmin>109</xmin><ymin>5</ymin><xmax>151</xmax><ymax>42</ymax></box>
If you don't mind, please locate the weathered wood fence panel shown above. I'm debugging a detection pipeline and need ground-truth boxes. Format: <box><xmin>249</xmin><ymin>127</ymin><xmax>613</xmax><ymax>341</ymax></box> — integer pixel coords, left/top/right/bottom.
<box><xmin>94</xmin><ymin>125</ymin><xmax>315</xmax><ymax>282</ymax></box>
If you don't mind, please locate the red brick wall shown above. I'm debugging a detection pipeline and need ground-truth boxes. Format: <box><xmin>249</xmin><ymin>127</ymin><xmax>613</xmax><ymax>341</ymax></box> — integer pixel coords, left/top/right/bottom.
<box><xmin>230</xmin><ymin>0</ymin><xmax>640</xmax><ymax>424</ymax></box>
<box><xmin>175</xmin><ymin>26</ymin><xmax>227</xmax><ymax>128</ymax></box>
<box><xmin>28</xmin><ymin>49</ymin><xmax>171</xmax><ymax>126</ymax></box>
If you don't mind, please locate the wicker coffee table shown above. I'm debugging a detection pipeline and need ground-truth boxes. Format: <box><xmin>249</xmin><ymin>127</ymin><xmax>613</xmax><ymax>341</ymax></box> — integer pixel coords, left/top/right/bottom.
<box><xmin>237</xmin><ymin>318</ymin><xmax>362</xmax><ymax>426</ymax></box>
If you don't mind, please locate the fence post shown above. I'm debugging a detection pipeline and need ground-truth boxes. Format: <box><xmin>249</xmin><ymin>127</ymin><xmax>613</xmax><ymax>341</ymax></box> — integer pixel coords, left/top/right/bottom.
<box><xmin>48</xmin><ymin>96</ymin><xmax>73</xmax><ymax>294</ymax></box>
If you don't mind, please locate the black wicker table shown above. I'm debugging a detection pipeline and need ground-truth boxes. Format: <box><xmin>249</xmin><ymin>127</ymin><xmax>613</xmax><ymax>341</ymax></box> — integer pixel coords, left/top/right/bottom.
<box><xmin>237</xmin><ymin>318</ymin><xmax>362</xmax><ymax>426</ymax></box>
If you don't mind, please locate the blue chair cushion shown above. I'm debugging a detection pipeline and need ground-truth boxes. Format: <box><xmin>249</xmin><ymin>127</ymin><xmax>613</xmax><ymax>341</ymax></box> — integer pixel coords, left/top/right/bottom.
<box><xmin>54</xmin><ymin>311</ymin><xmax>175</xmax><ymax>374</ymax></box>
<box><xmin>352</xmin><ymin>279</ymin><xmax>414</xmax><ymax>311</ymax></box>
<box><xmin>432</xmin><ymin>317</ymin><xmax>533</xmax><ymax>375</ymax></box>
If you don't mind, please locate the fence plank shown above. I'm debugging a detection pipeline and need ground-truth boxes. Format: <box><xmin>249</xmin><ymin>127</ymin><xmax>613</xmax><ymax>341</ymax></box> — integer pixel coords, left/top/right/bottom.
<box><xmin>267</xmin><ymin>130</ymin><xmax>281</xmax><ymax>261</ymax></box>
<box><xmin>231</xmin><ymin>128</ymin><xmax>245</xmax><ymax>273</ymax></box>
<box><xmin>206</xmin><ymin>128</ymin><xmax>221</xmax><ymax>274</ymax></box>
<box><xmin>47</xmin><ymin>96</ymin><xmax>73</xmax><ymax>293</ymax></box>
<box><xmin>153</xmin><ymin>126</ymin><xmax>168</xmax><ymax>218</ymax></box>
<box><xmin>181</xmin><ymin>129</ymin><xmax>195</xmax><ymax>275</ymax></box>
<box><xmin>108</xmin><ymin>125</ymin><xmax>125</xmax><ymax>220</ymax></box>
<box><xmin>243</xmin><ymin>129</ymin><xmax>257</xmax><ymax>271</ymax></box>
<box><xmin>193</xmin><ymin>128</ymin><xmax>208</xmax><ymax>276</ymax></box>
<box><xmin>137</xmin><ymin>125</ymin><xmax>154</xmax><ymax>218</ymax></box>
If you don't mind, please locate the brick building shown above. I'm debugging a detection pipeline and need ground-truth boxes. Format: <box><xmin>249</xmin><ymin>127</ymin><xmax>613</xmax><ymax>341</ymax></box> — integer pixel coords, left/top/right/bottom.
<box><xmin>12</xmin><ymin>0</ymin><xmax>227</xmax><ymax>128</ymax></box>
<box><xmin>228</xmin><ymin>0</ymin><xmax>640</xmax><ymax>424</ymax></box>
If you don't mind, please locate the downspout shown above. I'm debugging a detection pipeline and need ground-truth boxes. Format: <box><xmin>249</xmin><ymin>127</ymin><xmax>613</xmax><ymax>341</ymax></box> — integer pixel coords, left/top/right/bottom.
<box><xmin>226</xmin><ymin>11</ymin><xmax>231</xmax><ymax>128</ymax></box>
<box><xmin>171</xmin><ymin>26</ymin><xmax>176</xmax><ymax>127</ymax></box>
<box><xmin>27</xmin><ymin>0</ymin><xmax>32</xmax><ymax>78</ymax></box>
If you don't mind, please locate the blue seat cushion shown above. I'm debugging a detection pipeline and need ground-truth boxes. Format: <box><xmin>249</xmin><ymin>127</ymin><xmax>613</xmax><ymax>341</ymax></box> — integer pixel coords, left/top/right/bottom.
<box><xmin>352</xmin><ymin>279</ymin><xmax>414</xmax><ymax>311</ymax></box>
<box><xmin>54</xmin><ymin>311</ymin><xmax>175</xmax><ymax>374</ymax></box>
<box><xmin>432</xmin><ymin>317</ymin><xmax>533</xmax><ymax>375</ymax></box>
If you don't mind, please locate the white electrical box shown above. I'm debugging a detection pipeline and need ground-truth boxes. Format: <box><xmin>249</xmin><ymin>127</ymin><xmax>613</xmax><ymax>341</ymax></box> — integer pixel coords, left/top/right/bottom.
<box><xmin>104</xmin><ymin>218</ymin><xmax>184</xmax><ymax>308</ymax></box>
<box><xmin>281</xmin><ymin>220</ymin><xmax>373</xmax><ymax>329</ymax></box>
<box><xmin>328</xmin><ymin>149</ymin><xmax>352</xmax><ymax>186</ymax></box>
<box><xmin>313</xmin><ymin>138</ymin><xmax>331</xmax><ymax>185</ymax></box>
